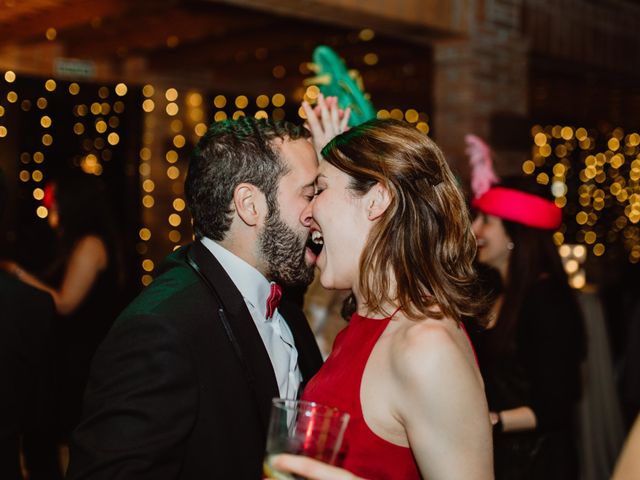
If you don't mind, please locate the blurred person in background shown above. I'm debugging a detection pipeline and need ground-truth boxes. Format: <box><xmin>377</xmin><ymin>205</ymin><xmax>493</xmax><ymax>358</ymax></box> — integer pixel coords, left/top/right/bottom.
<box><xmin>0</xmin><ymin>167</ymin><xmax>58</xmax><ymax>479</ymax></box>
<box><xmin>1</xmin><ymin>172</ymin><xmax>125</xmax><ymax>445</ymax></box>
<box><xmin>470</xmin><ymin>174</ymin><xmax>586</xmax><ymax>479</ymax></box>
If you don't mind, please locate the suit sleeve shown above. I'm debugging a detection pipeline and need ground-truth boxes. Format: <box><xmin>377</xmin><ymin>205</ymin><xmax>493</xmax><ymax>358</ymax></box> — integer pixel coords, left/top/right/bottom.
<box><xmin>0</xmin><ymin>302</ymin><xmax>23</xmax><ymax>479</ymax></box>
<box><xmin>0</xmin><ymin>279</ymin><xmax>54</xmax><ymax>479</ymax></box>
<box><xmin>67</xmin><ymin>312</ymin><xmax>198</xmax><ymax>480</ymax></box>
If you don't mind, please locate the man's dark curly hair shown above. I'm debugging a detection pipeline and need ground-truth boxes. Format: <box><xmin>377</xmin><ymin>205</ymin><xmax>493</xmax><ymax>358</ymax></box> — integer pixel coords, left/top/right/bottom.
<box><xmin>185</xmin><ymin>117</ymin><xmax>310</xmax><ymax>241</ymax></box>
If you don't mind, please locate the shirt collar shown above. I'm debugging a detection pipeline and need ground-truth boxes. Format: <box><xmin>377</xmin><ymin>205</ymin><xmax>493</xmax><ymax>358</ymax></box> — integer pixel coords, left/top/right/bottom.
<box><xmin>200</xmin><ymin>237</ymin><xmax>273</xmax><ymax>321</ymax></box>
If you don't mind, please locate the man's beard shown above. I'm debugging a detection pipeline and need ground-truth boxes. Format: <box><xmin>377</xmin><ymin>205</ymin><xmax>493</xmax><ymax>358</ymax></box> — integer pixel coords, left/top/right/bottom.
<box><xmin>258</xmin><ymin>207</ymin><xmax>315</xmax><ymax>287</ymax></box>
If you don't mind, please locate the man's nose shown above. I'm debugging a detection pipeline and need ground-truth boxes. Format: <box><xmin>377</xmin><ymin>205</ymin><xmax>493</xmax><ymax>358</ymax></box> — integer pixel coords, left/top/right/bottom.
<box><xmin>300</xmin><ymin>197</ymin><xmax>314</xmax><ymax>227</ymax></box>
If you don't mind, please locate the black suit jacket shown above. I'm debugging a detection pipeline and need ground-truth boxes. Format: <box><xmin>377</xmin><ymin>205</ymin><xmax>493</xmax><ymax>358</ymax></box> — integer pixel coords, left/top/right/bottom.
<box><xmin>67</xmin><ymin>241</ymin><xmax>323</xmax><ymax>479</ymax></box>
<box><xmin>0</xmin><ymin>272</ymin><xmax>55</xmax><ymax>480</ymax></box>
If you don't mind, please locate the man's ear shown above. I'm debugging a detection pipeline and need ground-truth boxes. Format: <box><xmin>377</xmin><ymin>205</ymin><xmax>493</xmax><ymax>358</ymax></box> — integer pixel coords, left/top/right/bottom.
<box><xmin>233</xmin><ymin>183</ymin><xmax>266</xmax><ymax>227</ymax></box>
<box><xmin>367</xmin><ymin>182</ymin><xmax>392</xmax><ymax>221</ymax></box>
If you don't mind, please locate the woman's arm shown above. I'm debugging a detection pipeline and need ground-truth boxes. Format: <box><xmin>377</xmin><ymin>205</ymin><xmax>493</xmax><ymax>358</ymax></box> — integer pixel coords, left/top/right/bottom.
<box><xmin>5</xmin><ymin>235</ymin><xmax>107</xmax><ymax>315</ymax></box>
<box><xmin>612</xmin><ymin>414</ymin><xmax>640</xmax><ymax>480</ymax></box>
<box><xmin>392</xmin><ymin>323</ymin><xmax>494</xmax><ymax>480</ymax></box>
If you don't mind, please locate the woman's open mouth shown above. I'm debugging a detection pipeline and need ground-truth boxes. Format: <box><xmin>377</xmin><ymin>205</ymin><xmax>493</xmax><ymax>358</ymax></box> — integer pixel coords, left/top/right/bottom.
<box><xmin>307</xmin><ymin>229</ymin><xmax>324</xmax><ymax>256</ymax></box>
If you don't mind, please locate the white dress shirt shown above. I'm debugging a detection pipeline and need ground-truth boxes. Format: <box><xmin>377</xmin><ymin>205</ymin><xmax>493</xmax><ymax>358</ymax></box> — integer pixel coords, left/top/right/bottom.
<box><xmin>201</xmin><ymin>237</ymin><xmax>302</xmax><ymax>400</ymax></box>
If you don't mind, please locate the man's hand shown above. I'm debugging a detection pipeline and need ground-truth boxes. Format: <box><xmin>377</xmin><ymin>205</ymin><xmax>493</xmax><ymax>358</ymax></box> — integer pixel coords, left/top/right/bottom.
<box><xmin>302</xmin><ymin>94</ymin><xmax>351</xmax><ymax>157</ymax></box>
<box><xmin>267</xmin><ymin>454</ymin><xmax>364</xmax><ymax>480</ymax></box>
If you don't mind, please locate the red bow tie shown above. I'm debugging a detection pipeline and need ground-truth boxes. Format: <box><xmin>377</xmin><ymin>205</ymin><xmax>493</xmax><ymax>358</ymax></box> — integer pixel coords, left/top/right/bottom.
<box><xmin>265</xmin><ymin>283</ymin><xmax>282</xmax><ymax>320</ymax></box>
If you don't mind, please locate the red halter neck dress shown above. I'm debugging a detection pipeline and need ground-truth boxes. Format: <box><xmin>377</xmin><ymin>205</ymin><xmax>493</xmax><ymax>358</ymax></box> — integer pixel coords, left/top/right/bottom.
<box><xmin>302</xmin><ymin>311</ymin><xmax>422</xmax><ymax>480</ymax></box>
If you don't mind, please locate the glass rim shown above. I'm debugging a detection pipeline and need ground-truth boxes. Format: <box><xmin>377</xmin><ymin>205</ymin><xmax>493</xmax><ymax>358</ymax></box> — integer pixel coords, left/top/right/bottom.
<box><xmin>271</xmin><ymin>398</ymin><xmax>349</xmax><ymax>418</ymax></box>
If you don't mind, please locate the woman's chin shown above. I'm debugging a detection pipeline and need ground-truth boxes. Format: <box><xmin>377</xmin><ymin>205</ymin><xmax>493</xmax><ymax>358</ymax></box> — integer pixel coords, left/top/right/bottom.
<box><xmin>318</xmin><ymin>270</ymin><xmax>337</xmax><ymax>290</ymax></box>
<box><xmin>318</xmin><ymin>271</ymin><xmax>351</xmax><ymax>291</ymax></box>
<box><xmin>318</xmin><ymin>272</ymin><xmax>332</xmax><ymax>289</ymax></box>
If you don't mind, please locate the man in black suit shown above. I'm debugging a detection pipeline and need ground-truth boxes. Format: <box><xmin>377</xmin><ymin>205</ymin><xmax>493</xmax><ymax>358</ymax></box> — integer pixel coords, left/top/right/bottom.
<box><xmin>0</xmin><ymin>168</ymin><xmax>57</xmax><ymax>479</ymax></box>
<box><xmin>67</xmin><ymin>118</ymin><xmax>324</xmax><ymax>479</ymax></box>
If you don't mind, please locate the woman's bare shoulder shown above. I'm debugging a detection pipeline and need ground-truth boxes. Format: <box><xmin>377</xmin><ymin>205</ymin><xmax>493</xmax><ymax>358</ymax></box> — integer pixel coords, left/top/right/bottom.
<box><xmin>389</xmin><ymin>316</ymin><xmax>465</xmax><ymax>382</ymax></box>
<box><xmin>71</xmin><ymin>235</ymin><xmax>108</xmax><ymax>268</ymax></box>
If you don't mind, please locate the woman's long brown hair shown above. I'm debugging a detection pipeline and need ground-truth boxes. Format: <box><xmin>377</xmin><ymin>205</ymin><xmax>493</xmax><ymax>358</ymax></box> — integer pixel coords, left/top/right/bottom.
<box><xmin>322</xmin><ymin>118</ymin><xmax>489</xmax><ymax>324</ymax></box>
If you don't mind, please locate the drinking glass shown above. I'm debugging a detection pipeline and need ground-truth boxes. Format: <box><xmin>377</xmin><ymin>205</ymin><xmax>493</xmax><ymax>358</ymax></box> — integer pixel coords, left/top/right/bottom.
<box><xmin>263</xmin><ymin>398</ymin><xmax>350</xmax><ymax>480</ymax></box>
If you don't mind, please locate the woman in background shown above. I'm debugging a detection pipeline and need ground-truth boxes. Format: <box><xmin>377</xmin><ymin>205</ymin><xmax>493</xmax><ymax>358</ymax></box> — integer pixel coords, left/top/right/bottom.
<box><xmin>2</xmin><ymin>173</ymin><xmax>124</xmax><ymax>438</ymax></box>
<box><xmin>471</xmin><ymin>176</ymin><xmax>586</xmax><ymax>479</ymax></box>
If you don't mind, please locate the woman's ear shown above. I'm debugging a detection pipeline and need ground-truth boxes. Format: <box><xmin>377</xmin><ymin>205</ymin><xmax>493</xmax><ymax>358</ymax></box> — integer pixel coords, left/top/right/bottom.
<box><xmin>233</xmin><ymin>183</ymin><xmax>265</xmax><ymax>227</ymax></box>
<box><xmin>367</xmin><ymin>182</ymin><xmax>392</xmax><ymax>221</ymax></box>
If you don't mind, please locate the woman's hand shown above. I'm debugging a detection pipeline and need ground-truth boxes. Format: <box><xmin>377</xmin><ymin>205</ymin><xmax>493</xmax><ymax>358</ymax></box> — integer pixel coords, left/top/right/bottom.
<box><xmin>0</xmin><ymin>259</ymin><xmax>24</xmax><ymax>278</ymax></box>
<box><xmin>302</xmin><ymin>94</ymin><xmax>351</xmax><ymax>157</ymax></box>
<box><xmin>489</xmin><ymin>411</ymin><xmax>500</xmax><ymax>426</ymax></box>
<box><xmin>266</xmin><ymin>454</ymin><xmax>364</xmax><ymax>480</ymax></box>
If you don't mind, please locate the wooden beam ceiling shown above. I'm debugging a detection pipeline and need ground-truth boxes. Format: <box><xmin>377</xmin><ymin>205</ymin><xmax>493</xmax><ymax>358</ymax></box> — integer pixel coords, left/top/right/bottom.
<box><xmin>0</xmin><ymin>0</ymin><xmax>433</xmax><ymax>111</ymax></box>
<box><xmin>0</xmin><ymin>0</ymin><xmax>150</xmax><ymax>46</ymax></box>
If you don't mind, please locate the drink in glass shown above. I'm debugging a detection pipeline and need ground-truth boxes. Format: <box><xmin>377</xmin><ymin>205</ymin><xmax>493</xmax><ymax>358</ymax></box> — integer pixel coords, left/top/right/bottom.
<box><xmin>263</xmin><ymin>398</ymin><xmax>350</xmax><ymax>479</ymax></box>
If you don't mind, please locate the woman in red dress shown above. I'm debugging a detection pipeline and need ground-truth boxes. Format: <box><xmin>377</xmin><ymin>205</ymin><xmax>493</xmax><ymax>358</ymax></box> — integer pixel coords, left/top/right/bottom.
<box><xmin>274</xmin><ymin>111</ymin><xmax>494</xmax><ymax>479</ymax></box>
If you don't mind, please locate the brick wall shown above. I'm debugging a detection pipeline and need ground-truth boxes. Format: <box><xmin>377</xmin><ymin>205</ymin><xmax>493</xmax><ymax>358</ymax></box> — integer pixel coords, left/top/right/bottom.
<box><xmin>433</xmin><ymin>0</ymin><xmax>528</xmax><ymax>179</ymax></box>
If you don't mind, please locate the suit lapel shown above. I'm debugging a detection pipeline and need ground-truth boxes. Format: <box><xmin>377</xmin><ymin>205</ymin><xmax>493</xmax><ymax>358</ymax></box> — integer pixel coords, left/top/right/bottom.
<box><xmin>187</xmin><ymin>241</ymin><xmax>279</xmax><ymax>431</ymax></box>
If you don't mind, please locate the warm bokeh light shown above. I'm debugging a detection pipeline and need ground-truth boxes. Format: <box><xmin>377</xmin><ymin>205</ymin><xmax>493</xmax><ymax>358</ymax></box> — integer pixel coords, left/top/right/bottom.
<box><xmin>363</xmin><ymin>53</ymin><xmax>379</xmax><ymax>65</ymax></box>
<box><xmin>40</xmin><ymin>115</ymin><xmax>51</xmax><ymax>128</ymax></box>
<box><xmin>139</xmin><ymin>228</ymin><xmax>151</xmax><ymax>241</ymax></box>
<box><xmin>167</xmin><ymin>166</ymin><xmax>180</xmax><ymax>180</ymax></box>
<box><xmin>139</xmin><ymin>163</ymin><xmax>151</xmax><ymax>176</ymax></box>
<box><xmin>166</xmin><ymin>103</ymin><xmax>179</xmax><ymax>116</ymax></box>
<box><xmin>272</xmin><ymin>93</ymin><xmax>285</xmax><ymax>107</ymax></box>
<box><xmin>256</xmin><ymin>95</ymin><xmax>269</xmax><ymax>108</ymax></box>
<box><xmin>166</xmin><ymin>150</ymin><xmax>178</xmax><ymax>163</ymax></box>
<box><xmin>168</xmin><ymin>214</ymin><xmax>182</xmax><ymax>227</ymax></box>
<box><xmin>173</xmin><ymin>198</ymin><xmax>186</xmax><ymax>211</ymax></box>
<box><xmin>359</xmin><ymin>28</ymin><xmax>375</xmax><ymax>41</ymax></box>
<box><xmin>214</xmin><ymin>95</ymin><xmax>227</xmax><ymax>108</ymax></box>
<box><xmin>173</xmin><ymin>135</ymin><xmax>186</xmax><ymax>148</ymax></box>
<box><xmin>142</xmin><ymin>195</ymin><xmax>155</xmax><ymax>208</ymax></box>
<box><xmin>165</xmin><ymin>88</ymin><xmax>178</xmax><ymax>102</ymax></box>
<box><xmin>143</xmin><ymin>84</ymin><xmax>155</xmax><ymax>97</ymax></box>
<box><xmin>169</xmin><ymin>230</ymin><xmax>182</xmax><ymax>243</ymax></box>
<box><xmin>36</xmin><ymin>206</ymin><xmax>48</xmax><ymax>218</ymax></box>
<box><xmin>142</xmin><ymin>99</ymin><xmax>155</xmax><ymax>112</ymax></box>
<box><xmin>235</xmin><ymin>95</ymin><xmax>248</xmax><ymax>109</ymax></box>
<box><xmin>115</xmin><ymin>83</ymin><xmax>128</xmax><ymax>96</ymax></box>
<box><xmin>143</xmin><ymin>179</ymin><xmax>155</xmax><ymax>192</ymax></box>
<box><xmin>404</xmin><ymin>109</ymin><xmax>419</xmax><ymax>123</ymax></box>
<box><xmin>107</xmin><ymin>132</ymin><xmax>120</xmax><ymax>145</ymax></box>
